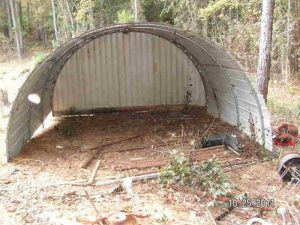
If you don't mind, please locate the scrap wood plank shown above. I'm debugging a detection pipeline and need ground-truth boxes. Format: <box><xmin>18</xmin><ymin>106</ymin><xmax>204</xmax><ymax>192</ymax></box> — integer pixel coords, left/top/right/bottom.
<box><xmin>88</xmin><ymin>160</ymin><xmax>101</xmax><ymax>184</ymax></box>
<box><xmin>81</xmin><ymin>134</ymin><xmax>144</xmax><ymax>169</ymax></box>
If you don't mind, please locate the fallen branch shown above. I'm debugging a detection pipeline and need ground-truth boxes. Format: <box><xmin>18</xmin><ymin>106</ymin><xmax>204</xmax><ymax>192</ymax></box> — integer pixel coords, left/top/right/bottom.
<box><xmin>84</xmin><ymin>191</ymin><xmax>103</xmax><ymax>223</ymax></box>
<box><xmin>81</xmin><ymin>134</ymin><xmax>143</xmax><ymax>168</ymax></box>
<box><xmin>200</xmin><ymin>117</ymin><xmax>217</xmax><ymax>140</ymax></box>
<box><xmin>226</xmin><ymin>146</ymin><xmax>241</xmax><ymax>156</ymax></box>
<box><xmin>199</xmin><ymin>145</ymin><xmax>225</xmax><ymax>151</ymax></box>
<box><xmin>88</xmin><ymin>160</ymin><xmax>101</xmax><ymax>184</ymax></box>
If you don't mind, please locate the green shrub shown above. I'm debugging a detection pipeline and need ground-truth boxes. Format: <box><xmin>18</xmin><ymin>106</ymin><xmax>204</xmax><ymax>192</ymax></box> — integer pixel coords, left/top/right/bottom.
<box><xmin>160</xmin><ymin>149</ymin><xmax>193</xmax><ymax>186</ymax></box>
<box><xmin>160</xmin><ymin>150</ymin><xmax>234</xmax><ymax>199</ymax></box>
<box><xmin>116</xmin><ymin>9</ymin><xmax>135</xmax><ymax>23</ymax></box>
<box><xmin>34</xmin><ymin>52</ymin><xmax>48</xmax><ymax>64</ymax></box>
<box><xmin>191</xmin><ymin>158</ymin><xmax>234</xmax><ymax>198</ymax></box>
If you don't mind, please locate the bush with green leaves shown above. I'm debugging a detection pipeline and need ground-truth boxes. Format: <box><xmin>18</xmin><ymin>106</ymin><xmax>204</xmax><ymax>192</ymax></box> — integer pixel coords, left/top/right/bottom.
<box><xmin>159</xmin><ymin>149</ymin><xmax>193</xmax><ymax>186</ymax></box>
<box><xmin>160</xmin><ymin>149</ymin><xmax>234</xmax><ymax>198</ymax></box>
<box><xmin>116</xmin><ymin>9</ymin><xmax>135</xmax><ymax>23</ymax></box>
<box><xmin>34</xmin><ymin>52</ymin><xmax>48</xmax><ymax>64</ymax></box>
<box><xmin>191</xmin><ymin>158</ymin><xmax>234</xmax><ymax>198</ymax></box>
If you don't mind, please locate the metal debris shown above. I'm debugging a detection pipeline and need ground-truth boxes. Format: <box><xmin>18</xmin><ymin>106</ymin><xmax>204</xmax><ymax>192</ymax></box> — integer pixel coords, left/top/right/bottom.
<box><xmin>200</xmin><ymin>134</ymin><xmax>244</xmax><ymax>152</ymax></box>
<box><xmin>278</xmin><ymin>153</ymin><xmax>300</xmax><ymax>182</ymax></box>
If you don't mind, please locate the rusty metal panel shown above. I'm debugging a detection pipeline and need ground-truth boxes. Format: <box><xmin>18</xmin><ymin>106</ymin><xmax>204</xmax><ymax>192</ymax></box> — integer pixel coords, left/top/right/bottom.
<box><xmin>52</xmin><ymin>32</ymin><xmax>206</xmax><ymax>113</ymax></box>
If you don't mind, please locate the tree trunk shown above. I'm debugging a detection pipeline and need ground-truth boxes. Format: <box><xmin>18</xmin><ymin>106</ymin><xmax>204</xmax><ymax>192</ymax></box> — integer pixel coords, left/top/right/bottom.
<box><xmin>18</xmin><ymin>0</ymin><xmax>23</xmax><ymax>31</ymax></box>
<box><xmin>287</xmin><ymin>0</ymin><xmax>300</xmax><ymax>80</ymax></box>
<box><xmin>27</xmin><ymin>2</ymin><xmax>31</xmax><ymax>34</ymax></box>
<box><xmin>9</xmin><ymin>0</ymin><xmax>23</xmax><ymax>59</ymax></box>
<box><xmin>257</xmin><ymin>0</ymin><xmax>275</xmax><ymax>102</ymax></box>
<box><xmin>5</xmin><ymin>0</ymin><xmax>12</xmax><ymax>38</ymax></box>
<box><xmin>65</xmin><ymin>0</ymin><xmax>75</xmax><ymax>37</ymax></box>
<box><xmin>98</xmin><ymin>0</ymin><xmax>105</xmax><ymax>27</ymax></box>
<box><xmin>51</xmin><ymin>0</ymin><xmax>59</xmax><ymax>44</ymax></box>
<box><xmin>200</xmin><ymin>0</ymin><xmax>208</xmax><ymax>37</ymax></box>
<box><xmin>132</xmin><ymin>0</ymin><xmax>143</xmax><ymax>22</ymax></box>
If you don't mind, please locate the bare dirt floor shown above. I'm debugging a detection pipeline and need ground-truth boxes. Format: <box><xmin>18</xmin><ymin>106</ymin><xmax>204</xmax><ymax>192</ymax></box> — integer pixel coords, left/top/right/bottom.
<box><xmin>0</xmin><ymin>107</ymin><xmax>299</xmax><ymax>225</ymax></box>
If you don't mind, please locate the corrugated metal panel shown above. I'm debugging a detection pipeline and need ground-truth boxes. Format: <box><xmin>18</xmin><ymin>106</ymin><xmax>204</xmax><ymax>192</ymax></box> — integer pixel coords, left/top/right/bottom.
<box><xmin>53</xmin><ymin>32</ymin><xmax>206</xmax><ymax>113</ymax></box>
<box><xmin>192</xmin><ymin>35</ymin><xmax>272</xmax><ymax>149</ymax></box>
<box><xmin>5</xmin><ymin>23</ymin><xmax>273</xmax><ymax>162</ymax></box>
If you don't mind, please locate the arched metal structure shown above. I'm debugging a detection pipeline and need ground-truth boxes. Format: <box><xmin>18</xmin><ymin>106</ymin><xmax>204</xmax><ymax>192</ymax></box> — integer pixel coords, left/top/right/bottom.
<box><xmin>4</xmin><ymin>23</ymin><xmax>273</xmax><ymax>161</ymax></box>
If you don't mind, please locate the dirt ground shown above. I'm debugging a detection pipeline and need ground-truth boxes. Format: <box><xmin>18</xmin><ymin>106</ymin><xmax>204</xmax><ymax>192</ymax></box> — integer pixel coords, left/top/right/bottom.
<box><xmin>0</xmin><ymin>108</ymin><xmax>299</xmax><ymax>225</ymax></box>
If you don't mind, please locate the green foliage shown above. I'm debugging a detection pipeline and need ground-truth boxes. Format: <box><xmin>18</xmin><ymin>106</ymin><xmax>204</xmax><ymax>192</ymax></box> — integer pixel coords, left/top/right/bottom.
<box><xmin>116</xmin><ymin>9</ymin><xmax>135</xmax><ymax>23</ymax></box>
<box><xmin>160</xmin><ymin>149</ymin><xmax>193</xmax><ymax>186</ymax></box>
<box><xmin>0</xmin><ymin>0</ymin><xmax>298</xmax><ymax>84</ymax></box>
<box><xmin>160</xmin><ymin>150</ymin><xmax>234</xmax><ymax>198</ymax></box>
<box><xmin>191</xmin><ymin>158</ymin><xmax>234</xmax><ymax>198</ymax></box>
<box><xmin>34</xmin><ymin>52</ymin><xmax>48</xmax><ymax>64</ymax></box>
<box><xmin>142</xmin><ymin>0</ymin><xmax>173</xmax><ymax>22</ymax></box>
<box><xmin>96</xmin><ymin>0</ymin><xmax>131</xmax><ymax>24</ymax></box>
<box><xmin>155</xmin><ymin>0</ymin><xmax>294</xmax><ymax>75</ymax></box>
<box><xmin>75</xmin><ymin>0</ymin><xmax>96</xmax><ymax>30</ymax></box>
<box><xmin>200</xmin><ymin>0</ymin><xmax>241</xmax><ymax>18</ymax></box>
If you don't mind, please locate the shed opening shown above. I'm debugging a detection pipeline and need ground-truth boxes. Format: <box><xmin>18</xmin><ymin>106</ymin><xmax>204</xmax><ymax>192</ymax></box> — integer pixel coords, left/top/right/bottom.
<box><xmin>4</xmin><ymin>23</ymin><xmax>272</xmax><ymax>161</ymax></box>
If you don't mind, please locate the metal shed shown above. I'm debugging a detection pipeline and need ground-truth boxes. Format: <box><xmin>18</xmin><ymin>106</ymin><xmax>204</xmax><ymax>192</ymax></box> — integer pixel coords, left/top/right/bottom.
<box><xmin>4</xmin><ymin>23</ymin><xmax>273</xmax><ymax>161</ymax></box>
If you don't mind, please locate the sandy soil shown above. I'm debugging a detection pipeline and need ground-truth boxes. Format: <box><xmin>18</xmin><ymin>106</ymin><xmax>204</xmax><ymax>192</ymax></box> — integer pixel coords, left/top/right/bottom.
<box><xmin>0</xmin><ymin>109</ymin><xmax>299</xmax><ymax>225</ymax></box>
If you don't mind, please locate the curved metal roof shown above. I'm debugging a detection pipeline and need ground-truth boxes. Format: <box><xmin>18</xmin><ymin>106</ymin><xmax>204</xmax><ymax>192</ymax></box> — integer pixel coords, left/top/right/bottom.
<box><xmin>4</xmin><ymin>23</ymin><xmax>272</xmax><ymax>161</ymax></box>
